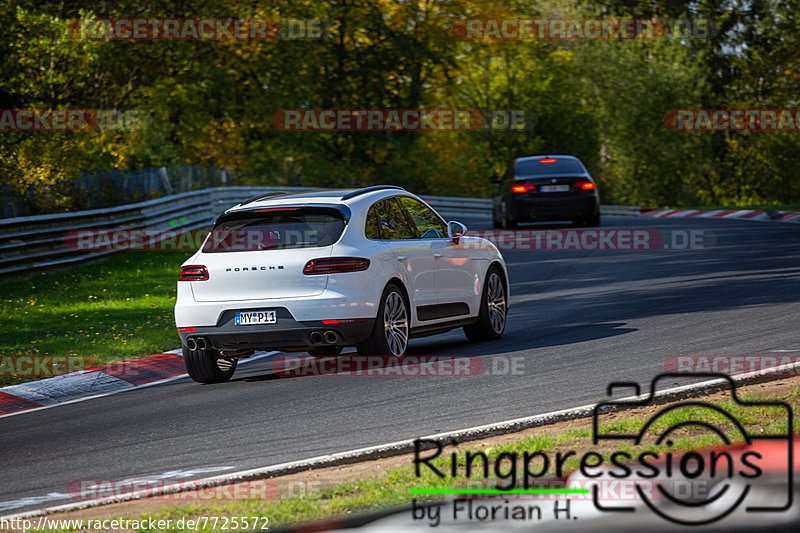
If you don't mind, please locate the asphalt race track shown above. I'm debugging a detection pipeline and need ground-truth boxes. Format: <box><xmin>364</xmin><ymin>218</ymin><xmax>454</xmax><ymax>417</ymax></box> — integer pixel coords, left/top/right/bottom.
<box><xmin>2</xmin><ymin>215</ymin><xmax>799</xmax><ymax>514</ymax></box>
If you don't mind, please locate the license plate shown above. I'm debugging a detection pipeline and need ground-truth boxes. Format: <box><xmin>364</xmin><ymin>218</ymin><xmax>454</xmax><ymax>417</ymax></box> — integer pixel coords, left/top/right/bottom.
<box><xmin>235</xmin><ymin>311</ymin><xmax>276</xmax><ymax>325</ymax></box>
<box><xmin>540</xmin><ymin>185</ymin><xmax>569</xmax><ymax>192</ymax></box>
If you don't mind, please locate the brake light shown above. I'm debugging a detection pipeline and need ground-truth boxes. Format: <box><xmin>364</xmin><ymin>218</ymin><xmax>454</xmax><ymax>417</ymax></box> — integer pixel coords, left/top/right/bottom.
<box><xmin>574</xmin><ymin>181</ymin><xmax>595</xmax><ymax>190</ymax></box>
<box><xmin>321</xmin><ymin>319</ymin><xmax>368</xmax><ymax>325</ymax></box>
<box><xmin>539</xmin><ymin>158</ymin><xmax>557</xmax><ymax>163</ymax></box>
<box><xmin>177</xmin><ymin>327</ymin><xmax>197</xmax><ymax>332</ymax></box>
<box><xmin>179</xmin><ymin>265</ymin><xmax>209</xmax><ymax>281</ymax></box>
<box><xmin>253</xmin><ymin>207</ymin><xmax>297</xmax><ymax>212</ymax></box>
<box><xmin>303</xmin><ymin>257</ymin><xmax>370</xmax><ymax>275</ymax></box>
<box><xmin>512</xmin><ymin>184</ymin><xmax>533</xmax><ymax>193</ymax></box>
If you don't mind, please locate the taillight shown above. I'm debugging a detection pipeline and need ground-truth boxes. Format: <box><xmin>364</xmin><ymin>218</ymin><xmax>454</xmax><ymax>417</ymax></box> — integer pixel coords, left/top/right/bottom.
<box><xmin>303</xmin><ymin>257</ymin><xmax>370</xmax><ymax>275</ymax></box>
<box><xmin>321</xmin><ymin>318</ymin><xmax>368</xmax><ymax>325</ymax></box>
<box><xmin>512</xmin><ymin>184</ymin><xmax>533</xmax><ymax>193</ymax></box>
<box><xmin>575</xmin><ymin>181</ymin><xmax>596</xmax><ymax>190</ymax></box>
<box><xmin>539</xmin><ymin>158</ymin><xmax>557</xmax><ymax>163</ymax></box>
<box><xmin>179</xmin><ymin>265</ymin><xmax>209</xmax><ymax>281</ymax></box>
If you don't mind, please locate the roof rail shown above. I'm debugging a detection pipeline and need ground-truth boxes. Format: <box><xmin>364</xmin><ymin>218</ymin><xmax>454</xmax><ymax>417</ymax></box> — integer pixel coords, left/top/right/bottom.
<box><xmin>341</xmin><ymin>185</ymin><xmax>404</xmax><ymax>201</ymax></box>
<box><xmin>239</xmin><ymin>191</ymin><xmax>287</xmax><ymax>206</ymax></box>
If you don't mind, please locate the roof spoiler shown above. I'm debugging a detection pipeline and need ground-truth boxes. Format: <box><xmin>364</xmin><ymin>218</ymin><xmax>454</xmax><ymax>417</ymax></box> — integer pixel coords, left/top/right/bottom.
<box><xmin>238</xmin><ymin>191</ymin><xmax>288</xmax><ymax>206</ymax></box>
<box><xmin>341</xmin><ymin>185</ymin><xmax>404</xmax><ymax>201</ymax></box>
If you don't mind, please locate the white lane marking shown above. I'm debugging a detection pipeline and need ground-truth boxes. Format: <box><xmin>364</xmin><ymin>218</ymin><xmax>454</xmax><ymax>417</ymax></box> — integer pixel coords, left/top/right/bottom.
<box><xmin>5</xmin><ymin>361</ymin><xmax>799</xmax><ymax>520</ymax></box>
<box><xmin>769</xmin><ymin>349</ymin><xmax>800</xmax><ymax>352</ymax></box>
<box><xmin>0</xmin><ymin>468</ymin><xmax>236</xmax><ymax>512</ymax></box>
<box><xmin>0</xmin><ymin>494</ymin><xmax>68</xmax><ymax>513</ymax></box>
<box><xmin>0</xmin><ymin>351</ymin><xmax>278</xmax><ymax>420</ymax></box>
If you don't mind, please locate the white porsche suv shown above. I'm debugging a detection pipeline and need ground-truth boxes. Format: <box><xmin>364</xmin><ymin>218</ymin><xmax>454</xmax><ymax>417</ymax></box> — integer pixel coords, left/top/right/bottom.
<box><xmin>175</xmin><ymin>185</ymin><xmax>509</xmax><ymax>383</ymax></box>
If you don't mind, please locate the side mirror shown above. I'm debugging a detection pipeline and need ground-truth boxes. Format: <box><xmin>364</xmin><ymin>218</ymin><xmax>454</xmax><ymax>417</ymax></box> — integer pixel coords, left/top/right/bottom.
<box><xmin>489</xmin><ymin>174</ymin><xmax>500</xmax><ymax>184</ymax></box>
<box><xmin>447</xmin><ymin>220</ymin><xmax>468</xmax><ymax>242</ymax></box>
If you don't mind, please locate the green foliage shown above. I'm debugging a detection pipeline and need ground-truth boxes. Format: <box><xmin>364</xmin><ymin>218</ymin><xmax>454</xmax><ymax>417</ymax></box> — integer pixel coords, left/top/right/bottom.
<box><xmin>1</xmin><ymin>0</ymin><xmax>798</xmax><ymax>209</ymax></box>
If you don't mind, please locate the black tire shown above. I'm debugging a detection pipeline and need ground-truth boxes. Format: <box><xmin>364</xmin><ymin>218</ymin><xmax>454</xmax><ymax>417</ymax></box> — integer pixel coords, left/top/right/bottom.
<box><xmin>492</xmin><ymin>207</ymin><xmax>502</xmax><ymax>229</ymax></box>
<box><xmin>356</xmin><ymin>284</ymin><xmax>409</xmax><ymax>357</ymax></box>
<box><xmin>308</xmin><ymin>346</ymin><xmax>343</xmax><ymax>357</ymax></box>
<box><xmin>182</xmin><ymin>345</ymin><xmax>237</xmax><ymax>383</ymax></box>
<box><xmin>464</xmin><ymin>266</ymin><xmax>507</xmax><ymax>342</ymax></box>
<box><xmin>501</xmin><ymin>203</ymin><xmax>517</xmax><ymax>229</ymax></box>
<box><xmin>586</xmin><ymin>210</ymin><xmax>601</xmax><ymax>227</ymax></box>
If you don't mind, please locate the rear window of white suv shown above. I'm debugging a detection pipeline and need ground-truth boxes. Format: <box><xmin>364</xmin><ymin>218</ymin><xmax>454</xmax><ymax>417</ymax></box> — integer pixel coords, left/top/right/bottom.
<box><xmin>202</xmin><ymin>207</ymin><xmax>346</xmax><ymax>252</ymax></box>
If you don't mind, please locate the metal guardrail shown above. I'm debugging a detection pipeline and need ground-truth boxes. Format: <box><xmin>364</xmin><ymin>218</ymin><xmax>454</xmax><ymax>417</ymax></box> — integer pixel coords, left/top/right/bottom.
<box><xmin>0</xmin><ymin>187</ymin><xmax>648</xmax><ymax>278</ymax></box>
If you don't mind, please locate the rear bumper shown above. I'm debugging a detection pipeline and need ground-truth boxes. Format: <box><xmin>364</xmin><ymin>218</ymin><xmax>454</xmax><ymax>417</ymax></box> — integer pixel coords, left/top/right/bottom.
<box><xmin>510</xmin><ymin>194</ymin><xmax>598</xmax><ymax>221</ymax></box>
<box><xmin>178</xmin><ymin>308</ymin><xmax>375</xmax><ymax>351</ymax></box>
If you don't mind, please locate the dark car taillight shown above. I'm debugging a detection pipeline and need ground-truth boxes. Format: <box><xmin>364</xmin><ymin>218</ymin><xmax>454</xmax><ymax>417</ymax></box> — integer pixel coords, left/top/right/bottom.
<box><xmin>512</xmin><ymin>184</ymin><xmax>534</xmax><ymax>193</ymax></box>
<box><xmin>303</xmin><ymin>257</ymin><xmax>370</xmax><ymax>275</ymax></box>
<box><xmin>179</xmin><ymin>265</ymin><xmax>209</xmax><ymax>281</ymax></box>
<box><xmin>574</xmin><ymin>181</ymin><xmax>596</xmax><ymax>190</ymax></box>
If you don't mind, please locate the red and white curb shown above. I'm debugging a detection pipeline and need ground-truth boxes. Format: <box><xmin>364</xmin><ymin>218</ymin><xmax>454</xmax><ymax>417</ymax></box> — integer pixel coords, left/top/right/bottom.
<box><xmin>0</xmin><ymin>350</ymin><xmax>275</xmax><ymax>418</ymax></box>
<box><xmin>642</xmin><ymin>208</ymin><xmax>800</xmax><ymax>223</ymax></box>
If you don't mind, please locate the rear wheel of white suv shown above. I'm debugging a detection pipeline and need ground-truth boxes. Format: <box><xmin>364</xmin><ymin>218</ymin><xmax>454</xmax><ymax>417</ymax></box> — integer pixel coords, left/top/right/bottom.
<box><xmin>357</xmin><ymin>284</ymin><xmax>409</xmax><ymax>357</ymax></box>
<box><xmin>464</xmin><ymin>266</ymin><xmax>507</xmax><ymax>342</ymax></box>
<box><xmin>182</xmin><ymin>345</ymin><xmax>238</xmax><ymax>383</ymax></box>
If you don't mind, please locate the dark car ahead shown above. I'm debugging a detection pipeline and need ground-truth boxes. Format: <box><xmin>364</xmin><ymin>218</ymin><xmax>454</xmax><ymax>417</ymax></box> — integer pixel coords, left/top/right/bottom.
<box><xmin>490</xmin><ymin>155</ymin><xmax>600</xmax><ymax>228</ymax></box>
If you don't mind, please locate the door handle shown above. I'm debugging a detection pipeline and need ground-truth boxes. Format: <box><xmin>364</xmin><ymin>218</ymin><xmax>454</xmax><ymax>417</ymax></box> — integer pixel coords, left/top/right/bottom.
<box><xmin>433</xmin><ymin>253</ymin><xmax>443</xmax><ymax>258</ymax></box>
<box><xmin>396</xmin><ymin>255</ymin><xmax>407</xmax><ymax>261</ymax></box>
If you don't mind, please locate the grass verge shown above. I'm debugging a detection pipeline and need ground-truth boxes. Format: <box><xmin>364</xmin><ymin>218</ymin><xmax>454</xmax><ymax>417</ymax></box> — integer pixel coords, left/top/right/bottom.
<box><xmin>32</xmin><ymin>377</ymin><xmax>800</xmax><ymax>532</ymax></box>
<box><xmin>0</xmin><ymin>251</ymin><xmax>191</xmax><ymax>386</ymax></box>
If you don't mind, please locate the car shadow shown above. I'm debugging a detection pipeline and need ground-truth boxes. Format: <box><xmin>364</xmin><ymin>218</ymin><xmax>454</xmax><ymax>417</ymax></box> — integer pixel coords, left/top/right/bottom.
<box><xmin>234</xmin><ymin>321</ymin><xmax>635</xmax><ymax>383</ymax></box>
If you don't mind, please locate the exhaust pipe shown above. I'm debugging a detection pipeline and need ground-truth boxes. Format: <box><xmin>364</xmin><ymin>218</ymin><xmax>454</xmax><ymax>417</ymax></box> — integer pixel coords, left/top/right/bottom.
<box><xmin>185</xmin><ymin>338</ymin><xmax>197</xmax><ymax>351</ymax></box>
<box><xmin>309</xmin><ymin>331</ymin><xmax>323</xmax><ymax>344</ymax></box>
<box><xmin>196</xmin><ymin>337</ymin><xmax>208</xmax><ymax>350</ymax></box>
<box><xmin>323</xmin><ymin>331</ymin><xmax>338</xmax><ymax>344</ymax></box>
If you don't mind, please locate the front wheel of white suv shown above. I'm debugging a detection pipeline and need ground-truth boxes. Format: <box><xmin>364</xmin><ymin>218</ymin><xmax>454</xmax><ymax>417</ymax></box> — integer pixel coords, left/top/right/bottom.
<box><xmin>357</xmin><ymin>284</ymin><xmax>409</xmax><ymax>357</ymax></box>
<box><xmin>182</xmin><ymin>345</ymin><xmax>238</xmax><ymax>383</ymax></box>
<box><xmin>464</xmin><ymin>267</ymin><xmax>507</xmax><ymax>342</ymax></box>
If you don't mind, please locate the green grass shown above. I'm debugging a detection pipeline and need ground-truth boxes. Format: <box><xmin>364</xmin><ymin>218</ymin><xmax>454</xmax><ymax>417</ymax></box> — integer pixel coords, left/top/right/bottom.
<box><xmin>0</xmin><ymin>251</ymin><xmax>191</xmax><ymax>386</ymax></box>
<box><xmin>37</xmin><ymin>384</ymin><xmax>800</xmax><ymax>532</ymax></box>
